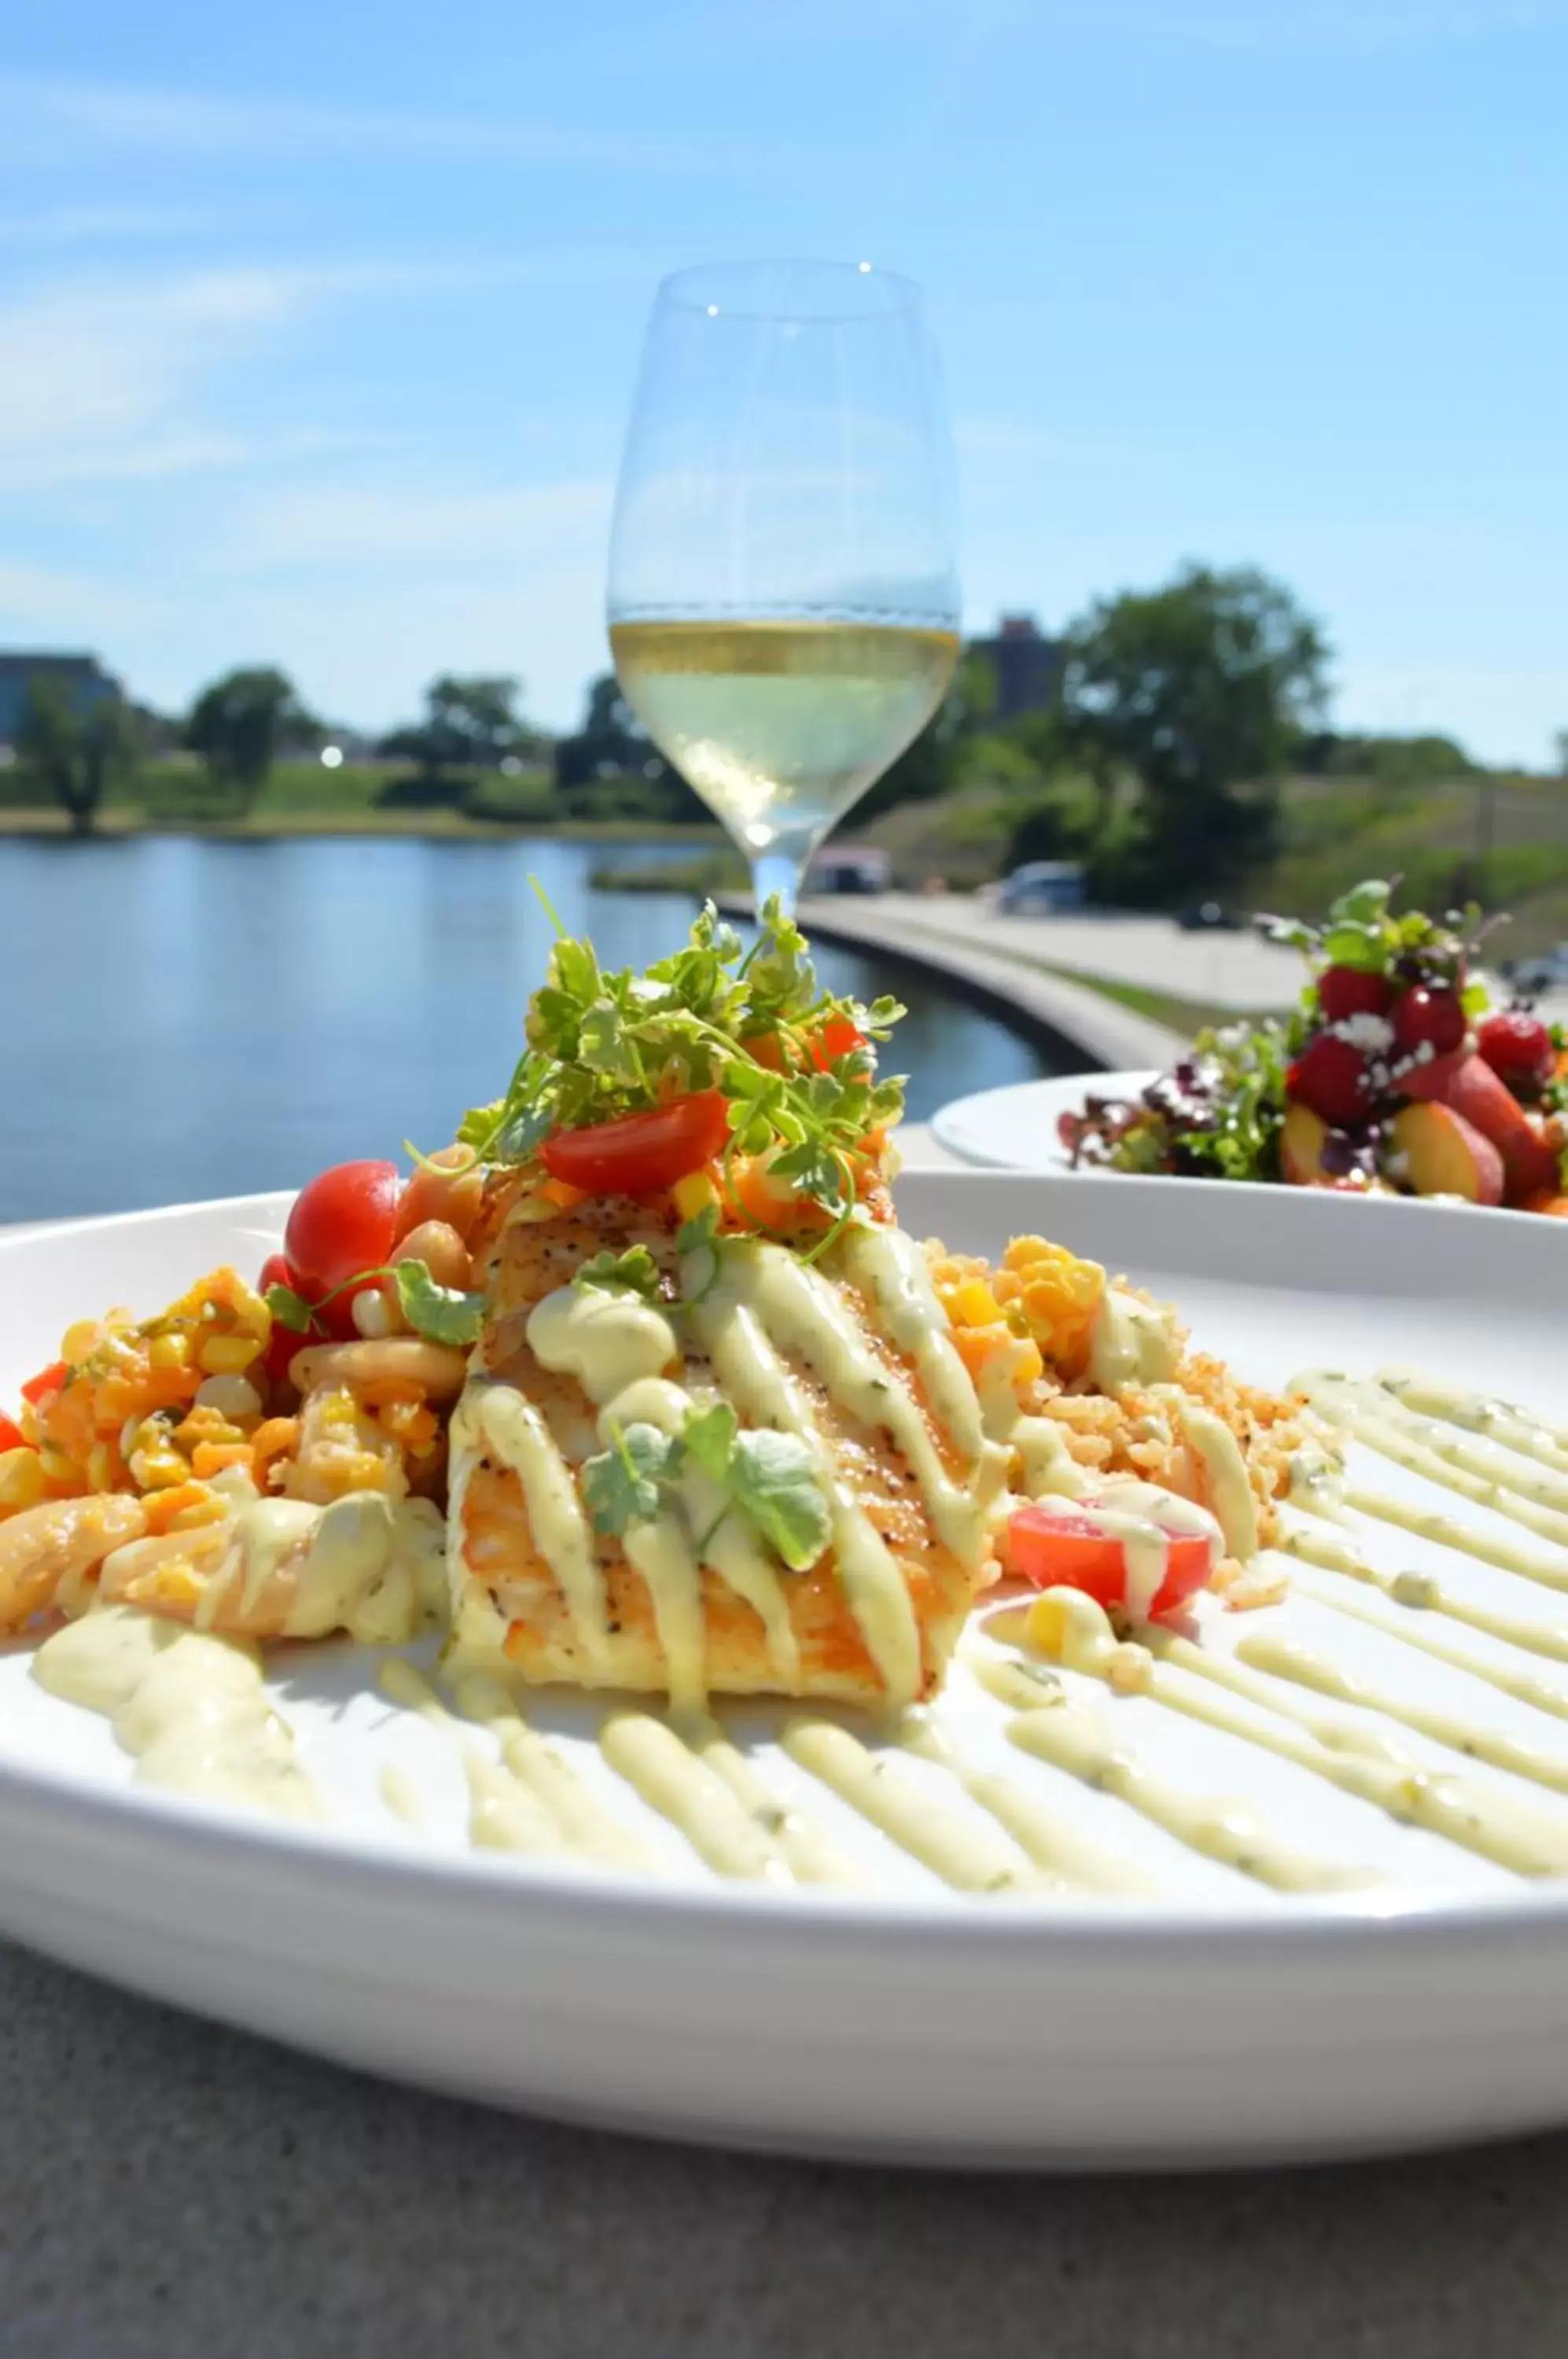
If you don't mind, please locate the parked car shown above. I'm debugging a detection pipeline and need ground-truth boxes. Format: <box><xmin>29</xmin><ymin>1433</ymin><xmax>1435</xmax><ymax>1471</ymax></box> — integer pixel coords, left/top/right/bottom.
<box><xmin>1176</xmin><ymin>900</ymin><xmax>1248</xmax><ymax>932</ymax></box>
<box><xmin>1504</xmin><ymin>944</ymin><xmax>1568</xmax><ymax>995</ymax></box>
<box><xmin>806</xmin><ymin>848</ymin><xmax>889</xmax><ymax>896</ymax></box>
<box><xmin>996</xmin><ymin>860</ymin><xmax>1086</xmax><ymax>914</ymax></box>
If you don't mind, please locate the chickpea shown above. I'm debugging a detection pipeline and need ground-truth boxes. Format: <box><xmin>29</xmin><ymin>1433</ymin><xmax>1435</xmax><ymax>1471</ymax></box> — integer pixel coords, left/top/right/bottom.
<box><xmin>392</xmin><ymin>1219</ymin><xmax>471</xmax><ymax>1291</ymax></box>
<box><xmin>394</xmin><ymin>1147</ymin><xmax>484</xmax><ymax>1246</ymax></box>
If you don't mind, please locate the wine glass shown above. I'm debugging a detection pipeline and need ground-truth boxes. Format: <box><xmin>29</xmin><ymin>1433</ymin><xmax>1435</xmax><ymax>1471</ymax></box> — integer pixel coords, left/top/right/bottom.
<box><xmin>607</xmin><ymin>259</ymin><xmax>960</xmax><ymax>915</ymax></box>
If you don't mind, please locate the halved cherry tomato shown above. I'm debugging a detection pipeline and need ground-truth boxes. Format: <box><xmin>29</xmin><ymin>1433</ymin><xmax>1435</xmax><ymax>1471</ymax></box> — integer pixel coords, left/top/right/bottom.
<box><xmin>285</xmin><ymin>1159</ymin><xmax>400</xmax><ymax>1338</ymax></box>
<box><xmin>0</xmin><ymin>1413</ymin><xmax>27</xmax><ymax>1452</ymax></box>
<box><xmin>811</xmin><ymin>1016</ymin><xmax>867</xmax><ymax>1071</ymax></box>
<box><xmin>20</xmin><ymin>1361</ymin><xmax>67</xmax><ymax>1407</ymax></box>
<box><xmin>541</xmin><ymin>1092</ymin><xmax>730</xmax><ymax>1198</ymax></box>
<box><xmin>1005</xmin><ymin>1504</ymin><xmax>1216</xmax><ymax>1621</ymax></box>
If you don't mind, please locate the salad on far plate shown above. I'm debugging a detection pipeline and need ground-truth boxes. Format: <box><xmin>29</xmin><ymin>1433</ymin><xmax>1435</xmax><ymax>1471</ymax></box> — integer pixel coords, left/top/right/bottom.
<box><xmin>1059</xmin><ymin>878</ymin><xmax>1568</xmax><ymax>1214</ymax></box>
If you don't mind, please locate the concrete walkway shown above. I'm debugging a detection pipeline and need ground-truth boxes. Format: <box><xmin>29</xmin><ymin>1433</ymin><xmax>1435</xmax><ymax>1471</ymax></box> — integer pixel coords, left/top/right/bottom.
<box><xmin>848</xmin><ymin>894</ymin><xmax>1304</xmax><ymax>1011</ymax></box>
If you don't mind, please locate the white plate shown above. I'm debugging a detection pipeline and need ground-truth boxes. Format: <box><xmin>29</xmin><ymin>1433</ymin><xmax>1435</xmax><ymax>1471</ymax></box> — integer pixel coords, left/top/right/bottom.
<box><xmin>934</xmin><ymin>1071</ymin><xmax>1155</xmax><ymax>1170</ymax></box>
<box><xmin>4</xmin><ymin>1176</ymin><xmax>1568</xmax><ymax>2169</ymax></box>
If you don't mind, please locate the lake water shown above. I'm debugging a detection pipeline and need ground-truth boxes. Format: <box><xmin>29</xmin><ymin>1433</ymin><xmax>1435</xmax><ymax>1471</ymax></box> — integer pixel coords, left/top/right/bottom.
<box><xmin>0</xmin><ymin>836</ymin><xmax>1053</xmax><ymax>1222</ymax></box>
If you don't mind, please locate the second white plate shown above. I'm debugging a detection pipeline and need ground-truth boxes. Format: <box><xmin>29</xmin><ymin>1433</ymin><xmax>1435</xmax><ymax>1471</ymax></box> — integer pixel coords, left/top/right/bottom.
<box><xmin>933</xmin><ymin>1071</ymin><xmax>1154</xmax><ymax>1171</ymax></box>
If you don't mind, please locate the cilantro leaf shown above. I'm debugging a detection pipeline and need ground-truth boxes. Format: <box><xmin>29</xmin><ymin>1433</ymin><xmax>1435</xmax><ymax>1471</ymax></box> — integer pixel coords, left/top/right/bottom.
<box><xmin>494</xmin><ymin>1102</ymin><xmax>554</xmax><ymax>1162</ymax></box>
<box><xmin>575</xmin><ymin>1245</ymin><xmax>661</xmax><ymax>1301</ymax></box>
<box><xmin>265</xmin><ymin>1283</ymin><xmax>318</xmax><ymax>1334</ymax></box>
<box><xmin>393</xmin><ymin>1260</ymin><xmax>486</xmax><ymax>1347</ymax></box>
<box><xmin>675</xmin><ymin>1203</ymin><xmax>720</xmax><ymax>1254</ymax></box>
<box><xmin>726</xmin><ymin>1430</ymin><xmax>831</xmax><ymax>1571</ymax></box>
<box><xmin>682</xmin><ymin>1401</ymin><xmax>737</xmax><ymax>1483</ymax></box>
<box><xmin>581</xmin><ymin>1421</ymin><xmax>679</xmax><ymax>1536</ymax></box>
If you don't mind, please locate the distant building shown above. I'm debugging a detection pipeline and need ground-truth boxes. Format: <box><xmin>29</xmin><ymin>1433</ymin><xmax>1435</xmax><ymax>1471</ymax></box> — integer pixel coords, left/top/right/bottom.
<box><xmin>970</xmin><ymin>613</ymin><xmax>1062</xmax><ymax>721</ymax></box>
<box><xmin>0</xmin><ymin>653</ymin><xmax>121</xmax><ymax>747</ymax></box>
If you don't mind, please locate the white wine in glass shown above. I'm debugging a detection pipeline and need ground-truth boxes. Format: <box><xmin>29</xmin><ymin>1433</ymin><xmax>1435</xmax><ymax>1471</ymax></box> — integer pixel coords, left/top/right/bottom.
<box><xmin>608</xmin><ymin>260</ymin><xmax>960</xmax><ymax>915</ymax></box>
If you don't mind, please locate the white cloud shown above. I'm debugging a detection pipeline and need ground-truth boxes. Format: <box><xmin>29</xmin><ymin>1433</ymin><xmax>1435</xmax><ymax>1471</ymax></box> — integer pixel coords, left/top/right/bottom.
<box><xmin>0</xmin><ymin>72</ymin><xmax>789</xmax><ymax>175</ymax></box>
<box><xmin>0</xmin><ymin>264</ymin><xmax>428</xmax><ymax>491</ymax></box>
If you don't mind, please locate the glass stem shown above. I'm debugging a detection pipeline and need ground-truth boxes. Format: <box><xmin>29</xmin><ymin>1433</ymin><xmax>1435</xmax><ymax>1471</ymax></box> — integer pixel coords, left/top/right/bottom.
<box><xmin>751</xmin><ymin>848</ymin><xmax>804</xmax><ymax>919</ymax></box>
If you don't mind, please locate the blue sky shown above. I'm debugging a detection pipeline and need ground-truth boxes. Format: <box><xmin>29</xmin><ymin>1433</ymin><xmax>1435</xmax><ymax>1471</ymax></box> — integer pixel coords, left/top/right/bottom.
<box><xmin>2</xmin><ymin>0</ymin><xmax>1566</xmax><ymax>761</ymax></box>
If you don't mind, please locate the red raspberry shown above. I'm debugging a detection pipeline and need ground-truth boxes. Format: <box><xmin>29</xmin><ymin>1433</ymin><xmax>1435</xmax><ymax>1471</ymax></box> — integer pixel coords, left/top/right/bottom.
<box><xmin>1316</xmin><ymin>965</ymin><xmax>1393</xmax><ymax>1023</ymax></box>
<box><xmin>1391</xmin><ymin>985</ymin><xmax>1466</xmax><ymax>1059</ymax></box>
<box><xmin>1477</xmin><ymin>1009</ymin><xmax>1555</xmax><ymax>1093</ymax></box>
<box><xmin>1287</xmin><ymin>1034</ymin><xmax>1373</xmax><ymax>1128</ymax></box>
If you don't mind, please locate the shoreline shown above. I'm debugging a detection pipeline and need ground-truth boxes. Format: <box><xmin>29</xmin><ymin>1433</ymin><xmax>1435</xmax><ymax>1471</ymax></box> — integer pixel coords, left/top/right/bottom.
<box><xmin>0</xmin><ymin>811</ymin><xmax>728</xmax><ymax>845</ymax></box>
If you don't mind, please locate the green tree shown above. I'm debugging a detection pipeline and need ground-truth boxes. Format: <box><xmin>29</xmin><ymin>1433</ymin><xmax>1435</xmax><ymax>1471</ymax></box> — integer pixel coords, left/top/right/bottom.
<box><xmin>384</xmin><ymin>674</ymin><xmax>539</xmax><ymax>791</ymax></box>
<box><xmin>1059</xmin><ymin>563</ymin><xmax>1330</xmax><ymax>902</ymax></box>
<box><xmin>554</xmin><ymin>675</ymin><xmax>705</xmax><ymax>820</ymax></box>
<box><xmin>17</xmin><ymin>675</ymin><xmax>140</xmax><ymax>834</ymax></box>
<box><xmin>186</xmin><ymin>668</ymin><xmax>319</xmax><ymax>813</ymax></box>
<box><xmin>856</xmin><ymin>645</ymin><xmax>996</xmax><ymax>821</ymax></box>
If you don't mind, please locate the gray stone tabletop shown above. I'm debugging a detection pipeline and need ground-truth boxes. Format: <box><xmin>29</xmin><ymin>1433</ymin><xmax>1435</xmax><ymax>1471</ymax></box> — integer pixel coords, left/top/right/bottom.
<box><xmin>5</xmin><ymin>1187</ymin><xmax>1568</xmax><ymax>2357</ymax></box>
<box><xmin>2</xmin><ymin>1938</ymin><xmax>1567</xmax><ymax>2359</ymax></box>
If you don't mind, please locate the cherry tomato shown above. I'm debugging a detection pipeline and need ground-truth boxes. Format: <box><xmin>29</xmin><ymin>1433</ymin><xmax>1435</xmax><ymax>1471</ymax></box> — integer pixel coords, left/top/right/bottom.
<box><xmin>0</xmin><ymin>1413</ymin><xmax>27</xmax><ymax>1452</ymax></box>
<box><xmin>284</xmin><ymin>1159</ymin><xmax>399</xmax><ymax>1335</ymax></box>
<box><xmin>257</xmin><ymin>1252</ymin><xmax>315</xmax><ymax>1383</ymax></box>
<box><xmin>1005</xmin><ymin>1504</ymin><xmax>1217</xmax><ymax>1621</ymax></box>
<box><xmin>811</xmin><ymin>1016</ymin><xmax>868</xmax><ymax>1072</ymax></box>
<box><xmin>20</xmin><ymin>1360</ymin><xmax>67</xmax><ymax>1407</ymax></box>
<box><xmin>541</xmin><ymin>1093</ymin><xmax>730</xmax><ymax>1197</ymax></box>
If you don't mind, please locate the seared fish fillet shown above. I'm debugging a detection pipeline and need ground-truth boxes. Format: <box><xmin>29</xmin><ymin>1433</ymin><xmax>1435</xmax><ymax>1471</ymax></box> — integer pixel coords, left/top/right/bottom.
<box><xmin>449</xmin><ymin>1198</ymin><xmax>1007</xmax><ymax>1706</ymax></box>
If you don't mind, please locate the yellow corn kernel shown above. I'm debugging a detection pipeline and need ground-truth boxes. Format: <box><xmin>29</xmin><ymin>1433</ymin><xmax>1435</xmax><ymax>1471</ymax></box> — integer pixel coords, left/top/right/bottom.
<box><xmin>37</xmin><ymin>1445</ymin><xmax>78</xmax><ymax>1485</ymax></box>
<box><xmin>148</xmin><ymin>1333</ymin><xmax>190</xmax><ymax>1371</ymax></box>
<box><xmin>504</xmin><ymin>1191</ymin><xmax>564</xmax><ymax>1227</ymax></box>
<box><xmin>61</xmin><ymin>1319</ymin><xmax>101</xmax><ymax>1364</ymax></box>
<box><xmin>945</xmin><ymin>1276</ymin><xmax>1003</xmax><ymax>1329</ymax></box>
<box><xmin>0</xmin><ymin>1448</ymin><xmax>47</xmax><ymax>1510</ymax></box>
<box><xmin>197</xmin><ymin>1333</ymin><xmax>263</xmax><ymax>1376</ymax></box>
<box><xmin>86</xmin><ymin>1441</ymin><xmax>116</xmax><ymax>1493</ymax></box>
<box><xmin>173</xmin><ymin>1405</ymin><xmax>245</xmax><ymax>1449</ymax></box>
<box><xmin>191</xmin><ymin>1440</ymin><xmax>253</xmax><ymax>1480</ymax></box>
<box><xmin>671</xmin><ymin>1169</ymin><xmax>719</xmax><ymax>1220</ymax></box>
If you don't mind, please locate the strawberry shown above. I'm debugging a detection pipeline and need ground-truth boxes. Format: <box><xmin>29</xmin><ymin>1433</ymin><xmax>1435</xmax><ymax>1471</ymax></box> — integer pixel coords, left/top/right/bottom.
<box><xmin>1287</xmin><ymin>1034</ymin><xmax>1373</xmax><ymax>1128</ymax></box>
<box><xmin>1477</xmin><ymin>1009</ymin><xmax>1555</xmax><ymax>1094</ymax></box>
<box><xmin>1391</xmin><ymin>985</ymin><xmax>1466</xmax><ymax>1060</ymax></box>
<box><xmin>1316</xmin><ymin>965</ymin><xmax>1393</xmax><ymax>1023</ymax></box>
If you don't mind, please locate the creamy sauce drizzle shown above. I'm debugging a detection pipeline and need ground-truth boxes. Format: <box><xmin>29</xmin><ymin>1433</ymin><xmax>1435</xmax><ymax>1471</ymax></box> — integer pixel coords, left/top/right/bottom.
<box><xmin>1087</xmin><ymin>1287</ymin><xmax>1180</xmax><ymax>1393</ymax></box>
<box><xmin>33</xmin><ymin>1607</ymin><xmax>322</xmax><ymax>1821</ymax></box>
<box><xmin>34</xmin><ymin>1344</ymin><xmax>1568</xmax><ymax>1908</ymax></box>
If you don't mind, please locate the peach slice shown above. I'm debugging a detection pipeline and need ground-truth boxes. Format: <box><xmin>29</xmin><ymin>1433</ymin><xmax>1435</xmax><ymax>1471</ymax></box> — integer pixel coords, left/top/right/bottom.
<box><xmin>1429</xmin><ymin>1054</ymin><xmax>1559</xmax><ymax>1198</ymax></box>
<box><xmin>1279</xmin><ymin>1102</ymin><xmax>1331</xmax><ymax>1184</ymax></box>
<box><xmin>1392</xmin><ymin>1102</ymin><xmax>1504</xmax><ymax>1205</ymax></box>
<box><xmin>1397</xmin><ymin>1047</ymin><xmax>1468</xmax><ymax>1102</ymax></box>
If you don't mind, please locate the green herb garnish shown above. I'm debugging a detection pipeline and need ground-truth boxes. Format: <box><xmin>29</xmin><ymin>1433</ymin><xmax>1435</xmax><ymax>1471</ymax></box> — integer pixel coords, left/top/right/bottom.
<box><xmin>455</xmin><ymin>897</ymin><xmax>904</xmax><ymax>1229</ymax></box>
<box><xmin>574</xmin><ymin>1245</ymin><xmax>661</xmax><ymax>1301</ymax></box>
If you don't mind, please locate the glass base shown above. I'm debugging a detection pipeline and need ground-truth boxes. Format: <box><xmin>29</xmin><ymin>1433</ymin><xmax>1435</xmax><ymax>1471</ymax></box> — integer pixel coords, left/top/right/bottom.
<box><xmin>750</xmin><ymin>848</ymin><xmax>804</xmax><ymax>919</ymax></box>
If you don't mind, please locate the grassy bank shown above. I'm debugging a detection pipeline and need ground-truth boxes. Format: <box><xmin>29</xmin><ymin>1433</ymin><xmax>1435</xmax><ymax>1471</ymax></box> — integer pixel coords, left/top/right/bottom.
<box><xmin>0</xmin><ymin>757</ymin><xmax>726</xmax><ymax>846</ymax></box>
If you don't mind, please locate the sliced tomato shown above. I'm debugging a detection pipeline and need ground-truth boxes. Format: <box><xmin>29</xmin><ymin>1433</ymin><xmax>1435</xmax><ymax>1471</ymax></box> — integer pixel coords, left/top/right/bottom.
<box><xmin>0</xmin><ymin>1413</ymin><xmax>27</xmax><ymax>1452</ymax></box>
<box><xmin>20</xmin><ymin>1360</ymin><xmax>67</xmax><ymax>1407</ymax></box>
<box><xmin>284</xmin><ymin>1159</ymin><xmax>399</xmax><ymax>1337</ymax></box>
<box><xmin>812</xmin><ymin>1016</ymin><xmax>867</xmax><ymax>1071</ymax></box>
<box><xmin>541</xmin><ymin>1092</ymin><xmax>730</xmax><ymax>1197</ymax></box>
<box><xmin>1005</xmin><ymin>1504</ymin><xmax>1216</xmax><ymax>1621</ymax></box>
